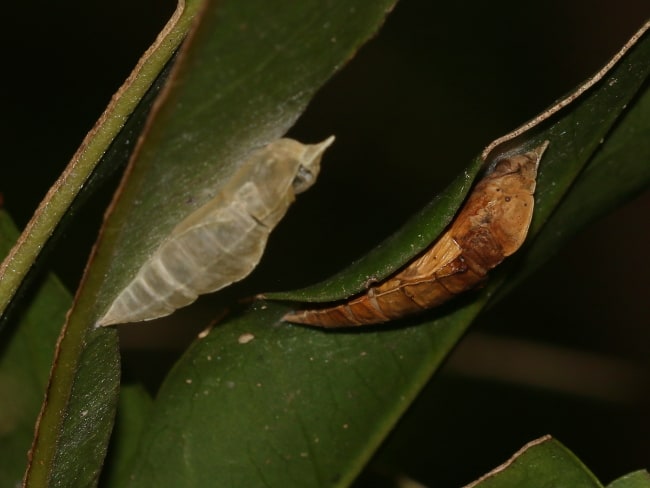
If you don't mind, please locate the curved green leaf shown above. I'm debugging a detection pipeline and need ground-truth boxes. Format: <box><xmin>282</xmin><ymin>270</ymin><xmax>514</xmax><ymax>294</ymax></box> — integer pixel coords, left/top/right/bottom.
<box><xmin>268</xmin><ymin>20</ymin><xmax>650</xmax><ymax>304</ymax></box>
<box><xmin>608</xmin><ymin>471</ymin><xmax>650</xmax><ymax>488</ymax></box>
<box><xmin>90</xmin><ymin>0</ymin><xmax>400</xmax><ymax>323</ymax></box>
<box><xmin>499</xmin><ymin>75</ymin><xmax>650</xmax><ymax>298</ymax></box>
<box><xmin>27</xmin><ymin>0</ymin><xmax>399</xmax><ymax>487</ymax></box>
<box><xmin>21</xmin><ymin>3</ymin><xmax>205</xmax><ymax>487</ymax></box>
<box><xmin>468</xmin><ymin>436</ymin><xmax>601</xmax><ymax>488</ymax></box>
<box><xmin>117</xmin><ymin>21</ymin><xmax>650</xmax><ymax>488</ymax></box>
<box><xmin>123</xmin><ymin>299</ymin><xmax>486</xmax><ymax>487</ymax></box>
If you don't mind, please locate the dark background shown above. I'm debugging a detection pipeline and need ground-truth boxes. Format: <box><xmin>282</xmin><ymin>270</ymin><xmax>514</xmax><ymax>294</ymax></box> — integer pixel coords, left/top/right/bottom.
<box><xmin>1</xmin><ymin>1</ymin><xmax>648</xmax><ymax>486</ymax></box>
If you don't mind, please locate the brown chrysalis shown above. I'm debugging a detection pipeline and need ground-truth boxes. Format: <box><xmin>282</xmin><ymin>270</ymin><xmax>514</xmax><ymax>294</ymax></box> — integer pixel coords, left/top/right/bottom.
<box><xmin>284</xmin><ymin>142</ymin><xmax>549</xmax><ymax>327</ymax></box>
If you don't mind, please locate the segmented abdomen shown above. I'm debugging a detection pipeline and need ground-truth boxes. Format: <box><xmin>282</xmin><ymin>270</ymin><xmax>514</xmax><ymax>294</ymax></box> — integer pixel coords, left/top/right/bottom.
<box><xmin>98</xmin><ymin>137</ymin><xmax>334</xmax><ymax>326</ymax></box>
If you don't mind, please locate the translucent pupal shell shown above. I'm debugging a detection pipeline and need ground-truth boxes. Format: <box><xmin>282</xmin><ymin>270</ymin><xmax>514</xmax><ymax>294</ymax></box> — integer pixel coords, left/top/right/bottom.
<box><xmin>284</xmin><ymin>142</ymin><xmax>548</xmax><ymax>327</ymax></box>
<box><xmin>98</xmin><ymin>136</ymin><xmax>335</xmax><ymax>326</ymax></box>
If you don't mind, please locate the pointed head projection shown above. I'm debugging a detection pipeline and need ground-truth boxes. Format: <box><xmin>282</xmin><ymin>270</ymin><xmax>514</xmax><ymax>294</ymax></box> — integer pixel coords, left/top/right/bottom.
<box><xmin>480</xmin><ymin>141</ymin><xmax>549</xmax><ymax>257</ymax></box>
<box><xmin>291</xmin><ymin>135</ymin><xmax>335</xmax><ymax>194</ymax></box>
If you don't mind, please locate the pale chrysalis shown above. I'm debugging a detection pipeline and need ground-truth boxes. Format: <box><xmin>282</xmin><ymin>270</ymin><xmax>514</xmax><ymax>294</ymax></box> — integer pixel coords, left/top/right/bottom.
<box><xmin>98</xmin><ymin>136</ymin><xmax>334</xmax><ymax>326</ymax></box>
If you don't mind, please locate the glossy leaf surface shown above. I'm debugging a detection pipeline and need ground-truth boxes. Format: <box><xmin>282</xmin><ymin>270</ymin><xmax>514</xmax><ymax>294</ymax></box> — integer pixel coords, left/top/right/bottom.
<box><xmin>117</xmin><ymin>21</ymin><xmax>650</xmax><ymax>488</ymax></box>
<box><xmin>468</xmin><ymin>437</ymin><xmax>601</xmax><ymax>488</ymax></box>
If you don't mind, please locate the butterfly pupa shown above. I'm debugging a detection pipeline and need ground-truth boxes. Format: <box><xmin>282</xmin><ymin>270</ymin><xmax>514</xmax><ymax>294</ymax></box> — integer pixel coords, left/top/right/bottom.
<box><xmin>98</xmin><ymin>136</ymin><xmax>335</xmax><ymax>326</ymax></box>
<box><xmin>284</xmin><ymin>142</ymin><xmax>549</xmax><ymax>327</ymax></box>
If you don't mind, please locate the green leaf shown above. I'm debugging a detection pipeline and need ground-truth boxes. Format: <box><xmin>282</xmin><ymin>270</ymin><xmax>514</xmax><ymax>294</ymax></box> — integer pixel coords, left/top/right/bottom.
<box><xmin>272</xmin><ymin>20</ymin><xmax>650</xmax><ymax>304</ymax></box>
<box><xmin>607</xmin><ymin>471</ymin><xmax>650</xmax><ymax>488</ymax></box>
<box><xmin>0</xmin><ymin>210</ymin><xmax>70</xmax><ymax>486</ymax></box>
<box><xmin>502</xmin><ymin>73</ymin><xmax>650</xmax><ymax>294</ymax></box>
<box><xmin>123</xmin><ymin>299</ymin><xmax>486</xmax><ymax>487</ymax></box>
<box><xmin>26</xmin><ymin>0</ymin><xmax>399</xmax><ymax>486</ymax></box>
<box><xmin>90</xmin><ymin>0</ymin><xmax>400</xmax><ymax>322</ymax></box>
<box><xmin>468</xmin><ymin>436</ymin><xmax>602</xmax><ymax>488</ymax></box>
<box><xmin>117</xmin><ymin>20</ymin><xmax>650</xmax><ymax>488</ymax></box>
<box><xmin>101</xmin><ymin>384</ymin><xmax>154</xmax><ymax>488</ymax></box>
<box><xmin>21</xmin><ymin>3</ymin><xmax>205</xmax><ymax>486</ymax></box>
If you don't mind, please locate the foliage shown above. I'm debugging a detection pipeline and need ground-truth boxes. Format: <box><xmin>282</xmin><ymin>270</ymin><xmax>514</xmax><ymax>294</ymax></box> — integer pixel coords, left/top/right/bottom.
<box><xmin>0</xmin><ymin>2</ymin><xmax>648</xmax><ymax>486</ymax></box>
